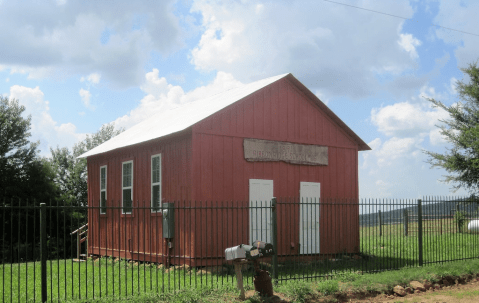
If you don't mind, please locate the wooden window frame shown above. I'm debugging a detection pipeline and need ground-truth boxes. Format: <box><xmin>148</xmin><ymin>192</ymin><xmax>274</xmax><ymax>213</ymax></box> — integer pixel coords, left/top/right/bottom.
<box><xmin>151</xmin><ymin>154</ymin><xmax>162</xmax><ymax>213</ymax></box>
<box><xmin>100</xmin><ymin>165</ymin><xmax>107</xmax><ymax>215</ymax></box>
<box><xmin>122</xmin><ymin>160</ymin><xmax>133</xmax><ymax>214</ymax></box>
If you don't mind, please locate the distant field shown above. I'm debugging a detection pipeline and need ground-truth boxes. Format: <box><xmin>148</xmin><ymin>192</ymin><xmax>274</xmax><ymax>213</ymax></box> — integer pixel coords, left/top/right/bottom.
<box><xmin>360</xmin><ymin>219</ymin><xmax>479</xmax><ymax>268</ymax></box>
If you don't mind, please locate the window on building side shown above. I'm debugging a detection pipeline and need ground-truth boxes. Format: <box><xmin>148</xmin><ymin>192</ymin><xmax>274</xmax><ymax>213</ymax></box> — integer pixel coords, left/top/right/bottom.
<box><xmin>151</xmin><ymin>154</ymin><xmax>161</xmax><ymax>212</ymax></box>
<box><xmin>122</xmin><ymin>161</ymin><xmax>133</xmax><ymax>214</ymax></box>
<box><xmin>100</xmin><ymin>165</ymin><xmax>107</xmax><ymax>214</ymax></box>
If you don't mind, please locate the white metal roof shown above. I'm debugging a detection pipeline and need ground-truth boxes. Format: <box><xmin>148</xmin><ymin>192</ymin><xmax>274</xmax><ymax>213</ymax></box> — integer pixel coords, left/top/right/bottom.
<box><xmin>79</xmin><ymin>73</ymin><xmax>290</xmax><ymax>158</ymax></box>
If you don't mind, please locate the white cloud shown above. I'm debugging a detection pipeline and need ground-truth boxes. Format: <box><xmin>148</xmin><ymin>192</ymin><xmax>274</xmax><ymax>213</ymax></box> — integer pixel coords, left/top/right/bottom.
<box><xmin>375</xmin><ymin>180</ymin><xmax>393</xmax><ymax>198</ymax></box>
<box><xmin>114</xmin><ymin>69</ymin><xmax>243</xmax><ymax>130</ymax></box>
<box><xmin>371</xmin><ymin>85</ymin><xmax>450</xmax><ymax>140</ymax></box>
<box><xmin>0</xmin><ymin>0</ymin><xmax>182</xmax><ymax>87</ymax></box>
<box><xmin>433</xmin><ymin>1</ymin><xmax>479</xmax><ymax>68</ymax></box>
<box><xmin>190</xmin><ymin>0</ymin><xmax>418</xmax><ymax>98</ymax></box>
<box><xmin>359</xmin><ymin>135</ymin><xmax>430</xmax><ymax>197</ymax></box>
<box><xmin>79</xmin><ymin>88</ymin><xmax>92</xmax><ymax>108</ymax></box>
<box><xmin>419</xmin><ymin>85</ymin><xmax>444</xmax><ymax>101</ymax></box>
<box><xmin>314</xmin><ymin>90</ymin><xmax>329</xmax><ymax>105</ymax></box>
<box><xmin>397</xmin><ymin>33</ymin><xmax>421</xmax><ymax>59</ymax></box>
<box><xmin>429</xmin><ymin>128</ymin><xmax>448</xmax><ymax>146</ymax></box>
<box><xmin>81</xmin><ymin>73</ymin><xmax>101</xmax><ymax>85</ymax></box>
<box><xmin>9</xmin><ymin>85</ymin><xmax>85</xmax><ymax>155</ymax></box>
<box><xmin>368</xmin><ymin>138</ymin><xmax>382</xmax><ymax>151</ymax></box>
<box><xmin>360</xmin><ymin>81</ymin><xmax>465</xmax><ymax>198</ymax></box>
<box><xmin>377</xmin><ymin>137</ymin><xmax>418</xmax><ymax>163</ymax></box>
<box><xmin>449</xmin><ymin>77</ymin><xmax>458</xmax><ymax>95</ymax></box>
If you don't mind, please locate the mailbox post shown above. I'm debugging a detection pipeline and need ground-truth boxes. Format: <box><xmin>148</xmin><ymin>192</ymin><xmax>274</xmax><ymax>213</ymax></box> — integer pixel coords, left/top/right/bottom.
<box><xmin>225</xmin><ymin>241</ymin><xmax>275</xmax><ymax>300</ymax></box>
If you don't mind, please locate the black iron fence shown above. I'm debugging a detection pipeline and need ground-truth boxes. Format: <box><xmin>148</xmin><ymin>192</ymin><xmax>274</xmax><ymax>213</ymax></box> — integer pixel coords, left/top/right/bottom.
<box><xmin>1</xmin><ymin>197</ymin><xmax>478</xmax><ymax>302</ymax></box>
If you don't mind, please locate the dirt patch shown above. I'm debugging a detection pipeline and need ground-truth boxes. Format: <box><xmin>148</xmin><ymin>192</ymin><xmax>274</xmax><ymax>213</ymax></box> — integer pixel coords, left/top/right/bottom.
<box><xmin>350</xmin><ymin>278</ymin><xmax>479</xmax><ymax>303</ymax></box>
<box><xmin>232</xmin><ymin>275</ymin><xmax>479</xmax><ymax>302</ymax></box>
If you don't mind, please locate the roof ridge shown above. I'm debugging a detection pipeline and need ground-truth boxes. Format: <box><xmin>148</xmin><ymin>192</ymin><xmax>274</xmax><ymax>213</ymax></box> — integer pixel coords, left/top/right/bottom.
<box><xmin>79</xmin><ymin>73</ymin><xmax>290</xmax><ymax>158</ymax></box>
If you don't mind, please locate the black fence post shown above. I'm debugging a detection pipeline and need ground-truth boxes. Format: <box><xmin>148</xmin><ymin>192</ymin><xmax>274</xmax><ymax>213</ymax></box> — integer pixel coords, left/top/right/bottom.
<box><xmin>271</xmin><ymin>197</ymin><xmax>278</xmax><ymax>283</ymax></box>
<box><xmin>456</xmin><ymin>204</ymin><xmax>461</xmax><ymax>233</ymax></box>
<box><xmin>378</xmin><ymin>210</ymin><xmax>382</xmax><ymax>236</ymax></box>
<box><xmin>417</xmin><ymin>199</ymin><xmax>423</xmax><ymax>266</ymax></box>
<box><xmin>40</xmin><ymin>203</ymin><xmax>47</xmax><ymax>302</ymax></box>
<box><xmin>404</xmin><ymin>209</ymin><xmax>409</xmax><ymax>236</ymax></box>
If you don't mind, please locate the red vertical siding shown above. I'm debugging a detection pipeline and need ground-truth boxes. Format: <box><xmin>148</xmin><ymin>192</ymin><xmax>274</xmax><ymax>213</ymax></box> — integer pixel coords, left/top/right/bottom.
<box><xmin>87</xmin><ymin>133</ymin><xmax>193</xmax><ymax>262</ymax></box>
<box><xmin>87</xmin><ymin>77</ymin><xmax>364</xmax><ymax>265</ymax></box>
<box><xmin>192</xmin><ymin>77</ymin><xmax>361</xmax><ymax>259</ymax></box>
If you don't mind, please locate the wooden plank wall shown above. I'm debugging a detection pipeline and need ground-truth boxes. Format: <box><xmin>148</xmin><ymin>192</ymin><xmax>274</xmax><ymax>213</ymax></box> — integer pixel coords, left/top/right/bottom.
<box><xmin>191</xmin><ymin>77</ymin><xmax>361</xmax><ymax>258</ymax></box>
<box><xmin>87</xmin><ymin>134</ymin><xmax>193</xmax><ymax>261</ymax></box>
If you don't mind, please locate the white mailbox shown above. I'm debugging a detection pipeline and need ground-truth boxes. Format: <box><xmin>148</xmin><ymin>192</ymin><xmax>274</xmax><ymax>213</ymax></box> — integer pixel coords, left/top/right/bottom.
<box><xmin>468</xmin><ymin>220</ymin><xmax>479</xmax><ymax>232</ymax></box>
<box><xmin>225</xmin><ymin>245</ymin><xmax>246</xmax><ymax>261</ymax></box>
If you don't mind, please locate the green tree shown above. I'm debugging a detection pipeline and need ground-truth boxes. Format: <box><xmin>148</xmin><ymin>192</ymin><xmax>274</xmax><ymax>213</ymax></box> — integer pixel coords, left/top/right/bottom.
<box><xmin>0</xmin><ymin>96</ymin><xmax>45</xmax><ymax>199</ymax></box>
<box><xmin>0</xmin><ymin>97</ymin><xmax>63</xmax><ymax>261</ymax></box>
<box><xmin>424</xmin><ymin>61</ymin><xmax>479</xmax><ymax>194</ymax></box>
<box><xmin>50</xmin><ymin>123</ymin><xmax>123</xmax><ymax>206</ymax></box>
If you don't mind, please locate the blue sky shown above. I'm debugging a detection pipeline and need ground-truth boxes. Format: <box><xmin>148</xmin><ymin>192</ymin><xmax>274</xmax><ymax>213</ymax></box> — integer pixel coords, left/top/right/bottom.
<box><xmin>1</xmin><ymin>0</ymin><xmax>478</xmax><ymax>198</ymax></box>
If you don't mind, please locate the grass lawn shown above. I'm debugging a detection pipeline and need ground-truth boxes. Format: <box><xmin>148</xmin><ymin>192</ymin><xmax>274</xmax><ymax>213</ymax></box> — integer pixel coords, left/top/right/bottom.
<box><xmin>0</xmin><ymin>258</ymin><xmax>238</xmax><ymax>302</ymax></box>
<box><xmin>1</xmin><ymin>220</ymin><xmax>479</xmax><ymax>302</ymax></box>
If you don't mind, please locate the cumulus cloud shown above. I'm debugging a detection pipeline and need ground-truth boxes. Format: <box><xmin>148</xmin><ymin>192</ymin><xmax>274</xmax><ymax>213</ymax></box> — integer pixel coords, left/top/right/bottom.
<box><xmin>429</xmin><ymin>128</ymin><xmax>448</xmax><ymax>146</ymax></box>
<box><xmin>448</xmin><ymin>77</ymin><xmax>458</xmax><ymax>95</ymax></box>
<box><xmin>371</xmin><ymin>101</ymin><xmax>448</xmax><ymax>138</ymax></box>
<box><xmin>9</xmin><ymin>85</ymin><xmax>85</xmax><ymax>155</ymax></box>
<box><xmin>433</xmin><ymin>1</ymin><xmax>479</xmax><ymax>68</ymax></box>
<box><xmin>370</xmin><ymin>85</ymin><xmax>450</xmax><ymax>146</ymax></box>
<box><xmin>363</xmin><ymin>136</ymin><xmax>420</xmax><ymax>168</ymax></box>
<box><xmin>190</xmin><ymin>0</ymin><xmax>418</xmax><ymax>99</ymax></box>
<box><xmin>0</xmin><ymin>0</ymin><xmax>182</xmax><ymax>87</ymax></box>
<box><xmin>360</xmin><ymin>82</ymin><xmax>461</xmax><ymax>197</ymax></box>
<box><xmin>397</xmin><ymin>33</ymin><xmax>421</xmax><ymax>59</ymax></box>
<box><xmin>81</xmin><ymin>73</ymin><xmax>101</xmax><ymax>85</ymax></box>
<box><xmin>113</xmin><ymin>69</ymin><xmax>243</xmax><ymax>129</ymax></box>
<box><xmin>79</xmin><ymin>88</ymin><xmax>92</xmax><ymax>108</ymax></box>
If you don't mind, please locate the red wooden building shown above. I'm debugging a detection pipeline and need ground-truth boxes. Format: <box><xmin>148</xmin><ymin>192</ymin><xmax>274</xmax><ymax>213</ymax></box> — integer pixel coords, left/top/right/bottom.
<box><xmin>79</xmin><ymin>73</ymin><xmax>370</xmax><ymax>266</ymax></box>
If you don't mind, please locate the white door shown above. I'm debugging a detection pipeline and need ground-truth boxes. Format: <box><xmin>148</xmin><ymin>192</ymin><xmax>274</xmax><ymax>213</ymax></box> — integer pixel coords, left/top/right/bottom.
<box><xmin>300</xmin><ymin>182</ymin><xmax>321</xmax><ymax>254</ymax></box>
<box><xmin>249</xmin><ymin>179</ymin><xmax>273</xmax><ymax>244</ymax></box>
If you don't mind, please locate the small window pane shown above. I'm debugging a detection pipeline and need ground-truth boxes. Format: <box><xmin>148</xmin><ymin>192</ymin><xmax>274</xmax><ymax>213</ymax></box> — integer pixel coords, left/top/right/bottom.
<box><xmin>100</xmin><ymin>167</ymin><xmax>106</xmax><ymax>190</ymax></box>
<box><xmin>100</xmin><ymin>191</ymin><xmax>106</xmax><ymax>214</ymax></box>
<box><xmin>123</xmin><ymin>163</ymin><xmax>132</xmax><ymax>187</ymax></box>
<box><xmin>152</xmin><ymin>184</ymin><xmax>160</xmax><ymax>211</ymax></box>
<box><xmin>152</xmin><ymin>156</ymin><xmax>160</xmax><ymax>184</ymax></box>
<box><xmin>123</xmin><ymin>189</ymin><xmax>132</xmax><ymax>213</ymax></box>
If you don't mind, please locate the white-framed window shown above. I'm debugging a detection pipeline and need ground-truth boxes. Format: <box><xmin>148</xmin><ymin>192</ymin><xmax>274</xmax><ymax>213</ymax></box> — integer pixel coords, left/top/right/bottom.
<box><xmin>100</xmin><ymin>165</ymin><xmax>107</xmax><ymax>214</ymax></box>
<box><xmin>151</xmin><ymin>154</ymin><xmax>161</xmax><ymax>212</ymax></box>
<box><xmin>122</xmin><ymin>160</ymin><xmax>133</xmax><ymax>214</ymax></box>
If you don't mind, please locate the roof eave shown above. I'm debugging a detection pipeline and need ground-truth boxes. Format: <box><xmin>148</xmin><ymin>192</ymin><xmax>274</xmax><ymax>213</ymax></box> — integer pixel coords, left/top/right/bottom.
<box><xmin>78</xmin><ymin>127</ymin><xmax>193</xmax><ymax>159</ymax></box>
<box><xmin>285</xmin><ymin>74</ymin><xmax>371</xmax><ymax>151</ymax></box>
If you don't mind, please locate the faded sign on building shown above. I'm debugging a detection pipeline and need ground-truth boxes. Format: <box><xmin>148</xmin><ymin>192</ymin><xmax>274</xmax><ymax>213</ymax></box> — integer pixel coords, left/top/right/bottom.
<box><xmin>244</xmin><ymin>138</ymin><xmax>328</xmax><ymax>165</ymax></box>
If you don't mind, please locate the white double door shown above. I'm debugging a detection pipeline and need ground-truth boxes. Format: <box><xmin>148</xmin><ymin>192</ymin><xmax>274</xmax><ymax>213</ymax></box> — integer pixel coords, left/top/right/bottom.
<box><xmin>249</xmin><ymin>179</ymin><xmax>321</xmax><ymax>254</ymax></box>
